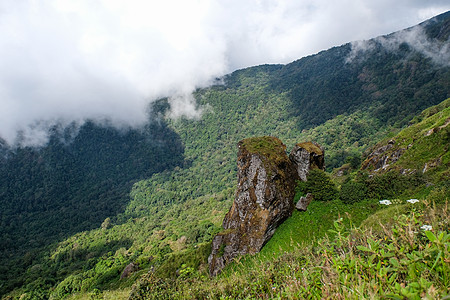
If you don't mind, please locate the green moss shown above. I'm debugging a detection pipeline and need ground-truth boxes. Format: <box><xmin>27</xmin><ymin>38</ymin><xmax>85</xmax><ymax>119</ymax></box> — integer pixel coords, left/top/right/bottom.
<box><xmin>217</xmin><ymin>228</ymin><xmax>236</xmax><ymax>236</ymax></box>
<box><xmin>240</xmin><ymin>136</ymin><xmax>287</xmax><ymax>165</ymax></box>
<box><xmin>295</xmin><ymin>141</ymin><xmax>323</xmax><ymax>155</ymax></box>
<box><xmin>218</xmin><ymin>243</ymin><xmax>226</xmax><ymax>257</ymax></box>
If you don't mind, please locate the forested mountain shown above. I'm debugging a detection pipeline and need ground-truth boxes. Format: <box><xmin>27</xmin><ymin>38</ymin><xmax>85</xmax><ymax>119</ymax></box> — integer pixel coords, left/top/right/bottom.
<box><xmin>0</xmin><ymin>118</ymin><xmax>185</xmax><ymax>294</ymax></box>
<box><xmin>1</xmin><ymin>11</ymin><xmax>449</xmax><ymax>299</ymax></box>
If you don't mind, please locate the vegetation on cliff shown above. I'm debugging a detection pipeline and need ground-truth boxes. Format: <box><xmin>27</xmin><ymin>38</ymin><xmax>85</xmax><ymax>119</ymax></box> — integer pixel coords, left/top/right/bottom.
<box><xmin>240</xmin><ymin>136</ymin><xmax>288</xmax><ymax>166</ymax></box>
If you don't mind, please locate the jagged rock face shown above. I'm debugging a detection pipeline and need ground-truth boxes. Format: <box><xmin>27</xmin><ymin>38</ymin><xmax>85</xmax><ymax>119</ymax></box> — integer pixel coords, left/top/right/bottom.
<box><xmin>289</xmin><ymin>142</ymin><xmax>325</xmax><ymax>181</ymax></box>
<box><xmin>361</xmin><ymin>139</ymin><xmax>405</xmax><ymax>172</ymax></box>
<box><xmin>208</xmin><ymin>137</ymin><xmax>299</xmax><ymax>276</ymax></box>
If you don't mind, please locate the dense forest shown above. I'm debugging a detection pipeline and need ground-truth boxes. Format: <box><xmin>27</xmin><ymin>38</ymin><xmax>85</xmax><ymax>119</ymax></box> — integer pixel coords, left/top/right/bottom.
<box><xmin>1</xmin><ymin>11</ymin><xmax>449</xmax><ymax>299</ymax></box>
<box><xmin>0</xmin><ymin>117</ymin><xmax>186</xmax><ymax>294</ymax></box>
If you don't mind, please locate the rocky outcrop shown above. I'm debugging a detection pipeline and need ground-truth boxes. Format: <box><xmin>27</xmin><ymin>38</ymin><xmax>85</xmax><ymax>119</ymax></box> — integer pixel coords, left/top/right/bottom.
<box><xmin>289</xmin><ymin>142</ymin><xmax>325</xmax><ymax>181</ymax></box>
<box><xmin>208</xmin><ymin>137</ymin><xmax>299</xmax><ymax>276</ymax></box>
<box><xmin>425</xmin><ymin>117</ymin><xmax>450</xmax><ymax>136</ymax></box>
<box><xmin>361</xmin><ymin>140</ymin><xmax>406</xmax><ymax>172</ymax></box>
<box><xmin>120</xmin><ymin>262</ymin><xmax>139</xmax><ymax>279</ymax></box>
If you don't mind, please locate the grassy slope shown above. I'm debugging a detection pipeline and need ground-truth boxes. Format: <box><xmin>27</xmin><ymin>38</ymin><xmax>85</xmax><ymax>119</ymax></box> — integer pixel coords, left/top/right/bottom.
<box><xmin>392</xmin><ymin>100</ymin><xmax>450</xmax><ymax>182</ymax></box>
<box><xmin>125</xmin><ymin>98</ymin><xmax>450</xmax><ymax>299</ymax></box>
<box><xmin>128</xmin><ymin>197</ymin><xmax>449</xmax><ymax>300</ymax></box>
<box><xmin>259</xmin><ymin>199</ymin><xmax>380</xmax><ymax>257</ymax></box>
<box><xmin>363</xmin><ymin>98</ymin><xmax>450</xmax><ymax>183</ymax></box>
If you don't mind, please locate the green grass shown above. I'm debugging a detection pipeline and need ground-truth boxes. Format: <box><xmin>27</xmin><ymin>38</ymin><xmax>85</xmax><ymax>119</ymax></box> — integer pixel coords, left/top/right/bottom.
<box><xmin>209</xmin><ymin>198</ymin><xmax>382</xmax><ymax>279</ymax></box>
<box><xmin>155</xmin><ymin>243</ymin><xmax>212</xmax><ymax>278</ymax></box>
<box><xmin>259</xmin><ymin>199</ymin><xmax>380</xmax><ymax>257</ymax></box>
<box><xmin>22</xmin><ymin>187</ymin><xmax>447</xmax><ymax>300</ymax></box>
<box><xmin>128</xmin><ymin>197</ymin><xmax>450</xmax><ymax>300</ymax></box>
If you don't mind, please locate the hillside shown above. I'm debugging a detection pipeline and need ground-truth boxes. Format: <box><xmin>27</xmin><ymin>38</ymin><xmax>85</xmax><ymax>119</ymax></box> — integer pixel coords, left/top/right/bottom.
<box><xmin>1</xmin><ymin>11</ymin><xmax>450</xmax><ymax>299</ymax></box>
<box><xmin>33</xmin><ymin>99</ymin><xmax>450</xmax><ymax>299</ymax></box>
<box><xmin>362</xmin><ymin>98</ymin><xmax>450</xmax><ymax>183</ymax></box>
<box><xmin>127</xmin><ymin>99</ymin><xmax>450</xmax><ymax>299</ymax></box>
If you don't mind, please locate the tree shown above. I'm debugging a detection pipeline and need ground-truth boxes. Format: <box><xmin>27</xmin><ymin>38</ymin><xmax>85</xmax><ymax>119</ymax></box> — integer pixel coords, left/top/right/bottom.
<box><xmin>101</xmin><ymin>217</ymin><xmax>112</xmax><ymax>230</ymax></box>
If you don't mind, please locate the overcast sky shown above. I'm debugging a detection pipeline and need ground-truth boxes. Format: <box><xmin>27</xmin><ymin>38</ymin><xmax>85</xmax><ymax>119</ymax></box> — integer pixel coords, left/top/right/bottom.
<box><xmin>0</xmin><ymin>0</ymin><xmax>449</xmax><ymax>146</ymax></box>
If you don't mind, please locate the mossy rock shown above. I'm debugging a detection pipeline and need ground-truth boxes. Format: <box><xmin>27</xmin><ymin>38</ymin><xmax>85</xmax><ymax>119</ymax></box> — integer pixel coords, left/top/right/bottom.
<box><xmin>295</xmin><ymin>141</ymin><xmax>323</xmax><ymax>156</ymax></box>
<box><xmin>240</xmin><ymin>136</ymin><xmax>287</xmax><ymax>165</ymax></box>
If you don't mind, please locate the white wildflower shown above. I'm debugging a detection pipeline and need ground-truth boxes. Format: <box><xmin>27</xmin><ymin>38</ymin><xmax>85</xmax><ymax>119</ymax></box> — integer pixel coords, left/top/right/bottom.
<box><xmin>379</xmin><ymin>199</ymin><xmax>392</xmax><ymax>205</ymax></box>
<box><xmin>420</xmin><ymin>225</ymin><xmax>432</xmax><ymax>231</ymax></box>
<box><xmin>407</xmin><ymin>199</ymin><xmax>419</xmax><ymax>204</ymax></box>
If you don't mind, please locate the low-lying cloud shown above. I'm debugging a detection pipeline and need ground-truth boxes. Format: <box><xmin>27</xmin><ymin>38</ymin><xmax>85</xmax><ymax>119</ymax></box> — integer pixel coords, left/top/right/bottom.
<box><xmin>347</xmin><ymin>24</ymin><xmax>450</xmax><ymax>66</ymax></box>
<box><xmin>0</xmin><ymin>0</ymin><xmax>448</xmax><ymax>146</ymax></box>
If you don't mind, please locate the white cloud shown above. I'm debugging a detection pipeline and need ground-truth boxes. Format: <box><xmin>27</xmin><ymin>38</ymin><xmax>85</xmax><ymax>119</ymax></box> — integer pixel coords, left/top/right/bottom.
<box><xmin>346</xmin><ymin>24</ymin><xmax>450</xmax><ymax>66</ymax></box>
<box><xmin>0</xmin><ymin>0</ymin><xmax>448</xmax><ymax>146</ymax></box>
<box><xmin>381</xmin><ymin>26</ymin><xmax>450</xmax><ymax>66</ymax></box>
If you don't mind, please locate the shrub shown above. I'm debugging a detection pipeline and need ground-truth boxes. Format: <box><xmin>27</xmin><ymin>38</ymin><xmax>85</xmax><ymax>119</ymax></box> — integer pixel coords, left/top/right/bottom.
<box><xmin>340</xmin><ymin>181</ymin><xmax>367</xmax><ymax>204</ymax></box>
<box><xmin>364</xmin><ymin>171</ymin><xmax>424</xmax><ymax>199</ymax></box>
<box><xmin>345</xmin><ymin>153</ymin><xmax>362</xmax><ymax>169</ymax></box>
<box><xmin>50</xmin><ymin>274</ymin><xmax>83</xmax><ymax>299</ymax></box>
<box><xmin>297</xmin><ymin>169</ymin><xmax>338</xmax><ymax>201</ymax></box>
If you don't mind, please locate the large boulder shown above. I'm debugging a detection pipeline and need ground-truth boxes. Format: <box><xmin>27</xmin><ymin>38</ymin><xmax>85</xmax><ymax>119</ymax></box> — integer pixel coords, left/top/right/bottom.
<box><xmin>289</xmin><ymin>142</ymin><xmax>325</xmax><ymax>181</ymax></box>
<box><xmin>208</xmin><ymin>137</ymin><xmax>299</xmax><ymax>276</ymax></box>
<box><xmin>295</xmin><ymin>193</ymin><xmax>313</xmax><ymax>211</ymax></box>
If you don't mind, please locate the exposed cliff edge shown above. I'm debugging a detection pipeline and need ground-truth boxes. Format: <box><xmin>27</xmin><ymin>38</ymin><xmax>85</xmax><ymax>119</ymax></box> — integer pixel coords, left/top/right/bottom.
<box><xmin>208</xmin><ymin>137</ymin><xmax>324</xmax><ymax>276</ymax></box>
